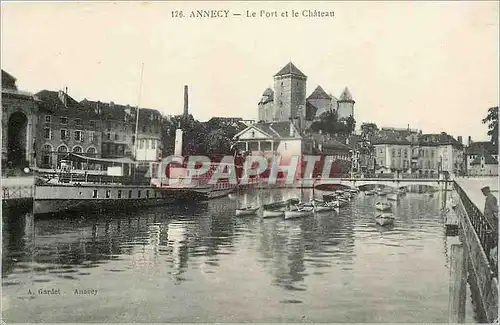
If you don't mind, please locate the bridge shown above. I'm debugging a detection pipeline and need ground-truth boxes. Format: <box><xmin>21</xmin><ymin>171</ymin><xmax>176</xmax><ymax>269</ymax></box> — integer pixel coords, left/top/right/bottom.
<box><xmin>452</xmin><ymin>176</ymin><xmax>498</xmax><ymax>323</ymax></box>
<box><xmin>311</xmin><ymin>177</ymin><xmax>452</xmax><ymax>189</ymax></box>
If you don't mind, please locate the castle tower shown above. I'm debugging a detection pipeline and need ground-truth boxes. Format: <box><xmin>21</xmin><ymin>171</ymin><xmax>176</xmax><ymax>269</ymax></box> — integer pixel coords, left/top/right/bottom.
<box><xmin>258</xmin><ymin>87</ymin><xmax>274</xmax><ymax>122</ymax></box>
<box><xmin>337</xmin><ymin>87</ymin><xmax>355</xmax><ymax>120</ymax></box>
<box><xmin>306</xmin><ymin>85</ymin><xmax>332</xmax><ymax>119</ymax></box>
<box><xmin>273</xmin><ymin>62</ymin><xmax>307</xmax><ymax>127</ymax></box>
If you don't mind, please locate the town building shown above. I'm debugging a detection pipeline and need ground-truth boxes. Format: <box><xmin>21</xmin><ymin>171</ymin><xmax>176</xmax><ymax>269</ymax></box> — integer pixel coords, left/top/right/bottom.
<box><xmin>257</xmin><ymin>62</ymin><xmax>355</xmax><ymax>129</ymax></box>
<box><xmin>370</xmin><ymin>127</ymin><xmax>464</xmax><ymax>177</ymax></box>
<box><xmin>35</xmin><ymin>90</ymin><xmax>102</xmax><ymax>169</ymax></box>
<box><xmin>464</xmin><ymin>137</ymin><xmax>498</xmax><ymax>175</ymax></box>
<box><xmin>1</xmin><ymin>68</ymin><xmax>164</xmax><ymax>171</ymax></box>
<box><xmin>1</xmin><ymin>70</ymin><xmax>39</xmax><ymax>170</ymax></box>
<box><xmin>467</xmin><ymin>147</ymin><xmax>498</xmax><ymax>176</ymax></box>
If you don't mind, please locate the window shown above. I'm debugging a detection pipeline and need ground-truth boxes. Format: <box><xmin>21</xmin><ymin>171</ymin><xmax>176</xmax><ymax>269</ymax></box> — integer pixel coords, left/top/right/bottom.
<box><xmin>60</xmin><ymin>117</ymin><xmax>68</xmax><ymax>124</ymax></box>
<box><xmin>106</xmin><ymin>190</ymin><xmax>110</xmax><ymax>198</ymax></box>
<box><xmin>403</xmin><ymin>150</ymin><xmax>408</xmax><ymax>158</ymax></box>
<box><xmin>115</xmin><ymin>133</ymin><xmax>119</xmax><ymax>141</ymax></box>
<box><xmin>75</xmin><ymin>118</ymin><xmax>82</xmax><ymax>126</ymax></box>
<box><xmin>74</xmin><ymin>130</ymin><xmax>83</xmax><ymax>142</ymax></box>
<box><xmin>151</xmin><ymin>140</ymin><xmax>156</xmax><ymax>149</ymax></box>
<box><xmin>107</xmin><ymin>133</ymin><xmax>111</xmax><ymax>140</ymax></box>
<box><xmin>106</xmin><ymin>121</ymin><xmax>112</xmax><ymax>131</ymax></box>
<box><xmin>45</xmin><ymin>115</ymin><xmax>51</xmax><ymax>123</ymax></box>
<box><xmin>146</xmin><ymin>190</ymin><xmax>149</xmax><ymax>198</ymax></box>
<box><xmin>123</xmin><ymin>134</ymin><xmax>127</xmax><ymax>141</ymax></box>
<box><xmin>397</xmin><ymin>149</ymin><xmax>401</xmax><ymax>157</ymax></box>
<box><xmin>89</xmin><ymin>120</ymin><xmax>96</xmax><ymax>128</ymax></box>
<box><xmin>89</xmin><ymin>131</ymin><xmax>96</xmax><ymax>143</ymax></box>
<box><xmin>87</xmin><ymin>147</ymin><xmax>96</xmax><ymax>155</ymax></box>
<box><xmin>138</xmin><ymin>190</ymin><xmax>141</xmax><ymax>198</ymax></box>
<box><xmin>60</xmin><ymin>129</ymin><xmax>68</xmax><ymax>140</ymax></box>
<box><xmin>391</xmin><ymin>149</ymin><xmax>395</xmax><ymax>157</ymax></box>
<box><xmin>128</xmin><ymin>190</ymin><xmax>133</xmax><ymax>198</ymax></box>
<box><xmin>92</xmin><ymin>190</ymin><xmax>98</xmax><ymax>198</ymax></box>
<box><xmin>58</xmin><ymin>145</ymin><xmax>68</xmax><ymax>153</ymax></box>
<box><xmin>118</xmin><ymin>190</ymin><xmax>122</xmax><ymax>198</ymax></box>
<box><xmin>139</xmin><ymin>139</ymin><xmax>144</xmax><ymax>149</ymax></box>
<box><xmin>251</xmin><ymin>131</ymin><xmax>255</xmax><ymax>138</ymax></box>
<box><xmin>72</xmin><ymin>146</ymin><xmax>83</xmax><ymax>153</ymax></box>
<box><xmin>44</xmin><ymin>127</ymin><xmax>52</xmax><ymax>139</ymax></box>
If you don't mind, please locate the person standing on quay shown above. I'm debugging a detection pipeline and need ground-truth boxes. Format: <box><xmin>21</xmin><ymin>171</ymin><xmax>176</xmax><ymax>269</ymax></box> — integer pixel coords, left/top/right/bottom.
<box><xmin>481</xmin><ymin>186</ymin><xmax>498</xmax><ymax>265</ymax></box>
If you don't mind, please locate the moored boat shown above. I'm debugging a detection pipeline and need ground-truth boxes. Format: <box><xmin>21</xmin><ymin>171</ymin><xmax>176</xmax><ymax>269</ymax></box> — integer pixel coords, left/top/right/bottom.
<box><xmin>365</xmin><ymin>190</ymin><xmax>375</xmax><ymax>196</ymax></box>
<box><xmin>313</xmin><ymin>201</ymin><xmax>338</xmax><ymax>213</ymax></box>
<box><xmin>235</xmin><ymin>206</ymin><xmax>259</xmax><ymax>216</ymax></box>
<box><xmin>375</xmin><ymin>201</ymin><xmax>392</xmax><ymax>212</ymax></box>
<box><xmin>376</xmin><ymin>189</ymin><xmax>387</xmax><ymax>196</ymax></box>
<box><xmin>387</xmin><ymin>193</ymin><xmax>399</xmax><ymax>201</ymax></box>
<box><xmin>262</xmin><ymin>198</ymin><xmax>299</xmax><ymax>210</ymax></box>
<box><xmin>262</xmin><ymin>208</ymin><xmax>285</xmax><ymax>218</ymax></box>
<box><xmin>284</xmin><ymin>206</ymin><xmax>314</xmax><ymax>219</ymax></box>
<box><xmin>375</xmin><ymin>213</ymin><xmax>395</xmax><ymax>226</ymax></box>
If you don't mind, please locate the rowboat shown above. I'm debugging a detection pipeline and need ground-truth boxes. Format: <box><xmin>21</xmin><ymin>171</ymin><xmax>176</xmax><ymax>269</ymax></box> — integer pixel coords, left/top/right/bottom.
<box><xmin>398</xmin><ymin>188</ymin><xmax>407</xmax><ymax>196</ymax></box>
<box><xmin>376</xmin><ymin>190</ymin><xmax>387</xmax><ymax>196</ymax></box>
<box><xmin>375</xmin><ymin>213</ymin><xmax>395</xmax><ymax>226</ymax></box>
<box><xmin>314</xmin><ymin>202</ymin><xmax>338</xmax><ymax>213</ymax></box>
<box><xmin>365</xmin><ymin>190</ymin><xmax>375</xmax><ymax>196</ymax></box>
<box><xmin>284</xmin><ymin>206</ymin><xmax>314</xmax><ymax>219</ymax></box>
<box><xmin>387</xmin><ymin>193</ymin><xmax>399</xmax><ymax>201</ymax></box>
<box><xmin>262</xmin><ymin>209</ymin><xmax>285</xmax><ymax>218</ymax></box>
<box><xmin>375</xmin><ymin>201</ymin><xmax>392</xmax><ymax>212</ymax></box>
<box><xmin>262</xmin><ymin>198</ymin><xmax>299</xmax><ymax>210</ymax></box>
<box><xmin>235</xmin><ymin>206</ymin><xmax>259</xmax><ymax>216</ymax></box>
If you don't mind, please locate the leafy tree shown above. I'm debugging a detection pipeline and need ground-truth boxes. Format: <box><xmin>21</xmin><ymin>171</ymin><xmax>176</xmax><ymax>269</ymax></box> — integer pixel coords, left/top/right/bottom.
<box><xmin>482</xmin><ymin>106</ymin><xmax>498</xmax><ymax>146</ymax></box>
<box><xmin>309</xmin><ymin>110</ymin><xmax>355</xmax><ymax>136</ymax></box>
<box><xmin>360</xmin><ymin>123</ymin><xmax>379</xmax><ymax>138</ymax></box>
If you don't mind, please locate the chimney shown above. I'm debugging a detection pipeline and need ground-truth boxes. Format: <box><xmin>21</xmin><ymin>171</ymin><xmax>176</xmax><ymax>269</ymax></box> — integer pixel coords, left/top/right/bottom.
<box><xmin>289</xmin><ymin>120</ymin><xmax>294</xmax><ymax>137</ymax></box>
<box><xmin>58</xmin><ymin>89</ymin><xmax>67</xmax><ymax>107</ymax></box>
<box><xmin>457</xmin><ymin>136</ymin><xmax>462</xmax><ymax>144</ymax></box>
<box><xmin>468</xmin><ymin>136</ymin><xmax>472</xmax><ymax>146</ymax></box>
<box><xmin>183</xmin><ymin>85</ymin><xmax>189</xmax><ymax>118</ymax></box>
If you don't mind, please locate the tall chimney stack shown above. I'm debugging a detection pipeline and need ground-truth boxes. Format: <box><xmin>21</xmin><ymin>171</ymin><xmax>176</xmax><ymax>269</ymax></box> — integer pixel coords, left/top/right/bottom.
<box><xmin>468</xmin><ymin>136</ymin><xmax>472</xmax><ymax>146</ymax></box>
<box><xmin>183</xmin><ymin>85</ymin><xmax>189</xmax><ymax>118</ymax></box>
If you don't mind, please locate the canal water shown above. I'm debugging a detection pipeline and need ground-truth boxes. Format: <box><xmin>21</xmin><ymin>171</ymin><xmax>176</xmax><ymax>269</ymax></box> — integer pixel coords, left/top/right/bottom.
<box><xmin>2</xmin><ymin>188</ymin><xmax>478</xmax><ymax>323</ymax></box>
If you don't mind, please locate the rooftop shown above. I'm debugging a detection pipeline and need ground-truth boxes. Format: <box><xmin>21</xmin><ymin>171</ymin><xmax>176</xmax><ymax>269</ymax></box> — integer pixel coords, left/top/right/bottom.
<box><xmin>274</xmin><ymin>62</ymin><xmax>307</xmax><ymax>78</ymax></box>
<box><xmin>307</xmin><ymin>86</ymin><xmax>332</xmax><ymax>100</ymax></box>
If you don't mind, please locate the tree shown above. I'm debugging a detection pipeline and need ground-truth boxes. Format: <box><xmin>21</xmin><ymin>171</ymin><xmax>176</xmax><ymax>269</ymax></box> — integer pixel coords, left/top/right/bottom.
<box><xmin>482</xmin><ymin>106</ymin><xmax>498</xmax><ymax>146</ymax></box>
<box><xmin>309</xmin><ymin>110</ymin><xmax>354</xmax><ymax>136</ymax></box>
<box><xmin>360</xmin><ymin>123</ymin><xmax>379</xmax><ymax>138</ymax></box>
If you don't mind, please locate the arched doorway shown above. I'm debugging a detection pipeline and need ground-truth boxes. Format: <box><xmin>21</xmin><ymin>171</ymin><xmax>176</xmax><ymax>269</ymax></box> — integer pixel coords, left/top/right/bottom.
<box><xmin>7</xmin><ymin>112</ymin><xmax>28</xmax><ymax>167</ymax></box>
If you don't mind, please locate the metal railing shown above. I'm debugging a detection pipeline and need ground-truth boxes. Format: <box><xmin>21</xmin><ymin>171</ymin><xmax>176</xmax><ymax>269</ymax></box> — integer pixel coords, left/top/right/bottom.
<box><xmin>454</xmin><ymin>181</ymin><xmax>498</xmax><ymax>277</ymax></box>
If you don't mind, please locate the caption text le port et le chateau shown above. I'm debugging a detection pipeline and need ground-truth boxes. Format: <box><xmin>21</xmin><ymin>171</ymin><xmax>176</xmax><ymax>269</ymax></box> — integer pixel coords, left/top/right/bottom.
<box><xmin>171</xmin><ymin>9</ymin><xmax>335</xmax><ymax>19</ymax></box>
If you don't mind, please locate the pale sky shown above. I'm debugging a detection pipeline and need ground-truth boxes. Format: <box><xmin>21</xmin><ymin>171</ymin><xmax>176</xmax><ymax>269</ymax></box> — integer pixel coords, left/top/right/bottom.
<box><xmin>1</xmin><ymin>1</ymin><xmax>498</xmax><ymax>142</ymax></box>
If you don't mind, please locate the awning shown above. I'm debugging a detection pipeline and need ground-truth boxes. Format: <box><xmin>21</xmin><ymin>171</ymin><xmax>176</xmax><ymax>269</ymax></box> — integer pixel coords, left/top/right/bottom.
<box><xmin>63</xmin><ymin>152</ymin><xmax>136</xmax><ymax>165</ymax></box>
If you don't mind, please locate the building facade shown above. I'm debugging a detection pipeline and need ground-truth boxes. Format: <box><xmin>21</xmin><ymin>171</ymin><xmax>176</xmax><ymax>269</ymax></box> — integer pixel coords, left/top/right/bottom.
<box><xmin>370</xmin><ymin>128</ymin><xmax>464</xmax><ymax>177</ymax></box>
<box><xmin>464</xmin><ymin>138</ymin><xmax>498</xmax><ymax>175</ymax></box>
<box><xmin>1</xmin><ymin>71</ymin><xmax>165</xmax><ymax>171</ymax></box>
<box><xmin>1</xmin><ymin>70</ymin><xmax>39</xmax><ymax>170</ymax></box>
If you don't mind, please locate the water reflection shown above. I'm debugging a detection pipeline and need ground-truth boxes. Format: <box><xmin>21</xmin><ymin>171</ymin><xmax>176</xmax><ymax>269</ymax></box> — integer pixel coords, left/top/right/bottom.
<box><xmin>1</xmin><ymin>188</ymin><xmax>478</xmax><ymax>323</ymax></box>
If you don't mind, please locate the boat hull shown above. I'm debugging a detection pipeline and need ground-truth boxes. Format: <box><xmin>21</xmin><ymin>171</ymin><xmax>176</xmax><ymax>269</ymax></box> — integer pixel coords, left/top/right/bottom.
<box><xmin>262</xmin><ymin>209</ymin><xmax>285</xmax><ymax>218</ymax></box>
<box><xmin>375</xmin><ymin>215</ymin><xmax>395</xmax><ymax>226</ymax></box>
<box><xmin>235</xmin><ymin>208</ymin><xmax>259</xmax><ymax>216</ymax></box>
<box><xmin>285</xmin><ymin>209</ymin><xmax>314</xmax><ymax>219</ymax></box>
<box><xmin>314</xmin><ymin>205</ymin><xmax>337</xmax><ymax>213</ymax></box>
<box><xmin>34</xmin><ymin>184</ymin><xmax>178</xmax><ymax>216</ymax></box>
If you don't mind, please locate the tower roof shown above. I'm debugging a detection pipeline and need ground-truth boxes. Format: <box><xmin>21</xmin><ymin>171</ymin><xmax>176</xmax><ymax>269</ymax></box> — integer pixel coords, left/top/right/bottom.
<box><xmin>339</xmin><ymin>87</ymin><xmax>354</xmax><ymax>102</ymax></box>
<box><xmin>274</xmin><ymin>62</ymin><xmax>307</xmax><ymax>78</ymax></box>
<box><xmin>307</xmin><ymin>85</ymin><xmax>331</xmax><ymax>100</ymax></box>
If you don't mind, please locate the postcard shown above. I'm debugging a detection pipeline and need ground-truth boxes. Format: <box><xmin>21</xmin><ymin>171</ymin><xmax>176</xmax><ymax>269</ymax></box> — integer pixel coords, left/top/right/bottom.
<box><xmin>1</xmin><ymin>1</ymin><xmax>498</xmax><ymax>323</ymax></box>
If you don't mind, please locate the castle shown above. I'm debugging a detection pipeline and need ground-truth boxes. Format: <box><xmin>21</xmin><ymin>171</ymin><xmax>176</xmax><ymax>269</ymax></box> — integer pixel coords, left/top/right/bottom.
<box><xmin>257</xmin><ymin>62</ymin><xmax>355</xmax><ymax>130</ymax></box>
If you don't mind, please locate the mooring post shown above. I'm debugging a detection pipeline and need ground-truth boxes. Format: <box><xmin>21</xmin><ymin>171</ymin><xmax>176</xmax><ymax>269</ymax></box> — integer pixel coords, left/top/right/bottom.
<box><xmin>448</xmin><ymin>243</ymin><xmax>467</xmax><ymax>323</ymax></box>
